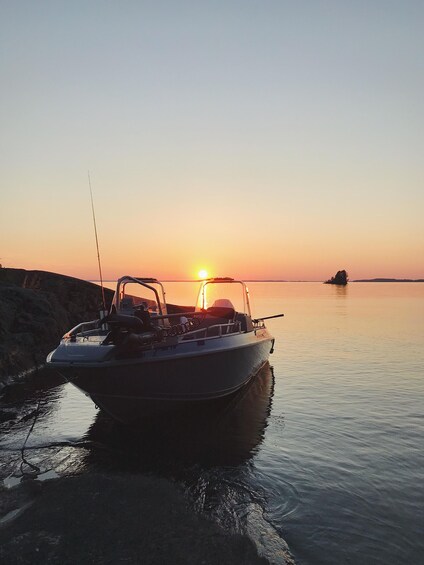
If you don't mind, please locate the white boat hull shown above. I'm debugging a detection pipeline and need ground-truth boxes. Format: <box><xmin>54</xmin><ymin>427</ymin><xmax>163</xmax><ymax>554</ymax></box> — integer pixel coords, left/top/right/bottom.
<box><xmin>49</xmin><ymin>330</ymin><xmax>274</xmax><ymax>422</ymax></box>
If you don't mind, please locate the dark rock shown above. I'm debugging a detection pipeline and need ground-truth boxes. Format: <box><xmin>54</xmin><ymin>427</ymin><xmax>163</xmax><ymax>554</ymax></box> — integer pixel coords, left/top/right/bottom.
<box><xmin>0</xmin><ymin>473</ymin><xmax>268</xmax><ymax>565</ymax></box>
<box><xmin>0</xmin><ymin>268</ymin><xmax>114</xmax><ymax>386</ymax></box>
<box><xmin>324</xmin><ymin>269</ymin><xmax>348</xmax><ymax>286</ymax></box>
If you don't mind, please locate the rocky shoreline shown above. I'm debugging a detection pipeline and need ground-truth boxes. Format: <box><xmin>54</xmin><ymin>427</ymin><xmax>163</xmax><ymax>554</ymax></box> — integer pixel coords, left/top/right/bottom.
<box><xmin>0</xmin><ymin>268</ymin><xmax>114</xmax><ymax>389</ymax></box>
<box><xmin>0</xmin><ymin>472</ymin><xmax>268</xmax><ymax>565</ymax></box>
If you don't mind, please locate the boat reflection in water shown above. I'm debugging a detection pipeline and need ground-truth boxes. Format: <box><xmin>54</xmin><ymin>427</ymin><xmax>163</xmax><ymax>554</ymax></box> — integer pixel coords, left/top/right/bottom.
<box><xmin>84</xmin><ymin>362</ymin><xmax>275</xmax><ymax>472</ymax></box>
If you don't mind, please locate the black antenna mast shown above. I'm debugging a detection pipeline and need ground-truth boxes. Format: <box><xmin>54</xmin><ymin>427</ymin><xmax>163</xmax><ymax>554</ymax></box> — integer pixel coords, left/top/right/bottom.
<box><xmin>88</xmin><ymin>171</ymin><xmax>107</xmax><ymax>312</ymax></box>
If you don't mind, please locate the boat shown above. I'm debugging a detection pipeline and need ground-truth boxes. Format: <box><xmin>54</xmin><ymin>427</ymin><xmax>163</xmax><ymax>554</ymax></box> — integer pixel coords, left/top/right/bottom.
<box><xmin>47</xmin><ymin>276</ymin><xmax>278</xmax><ymax>422</ymax></box>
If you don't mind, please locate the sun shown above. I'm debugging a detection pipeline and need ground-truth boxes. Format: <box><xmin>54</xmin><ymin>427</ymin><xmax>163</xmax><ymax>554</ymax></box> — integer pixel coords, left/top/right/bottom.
<box><xmin>198</xmin><ymin>269</ymin><xmax>208</xmax><ymax>279</ymax></box>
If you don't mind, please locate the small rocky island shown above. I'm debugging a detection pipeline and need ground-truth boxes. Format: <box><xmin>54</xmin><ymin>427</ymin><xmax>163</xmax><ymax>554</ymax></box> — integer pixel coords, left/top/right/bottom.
<box><xmin>324</xmin><ymin>269</ymin><xmax>348</xmax><ymax>286</ymax></box>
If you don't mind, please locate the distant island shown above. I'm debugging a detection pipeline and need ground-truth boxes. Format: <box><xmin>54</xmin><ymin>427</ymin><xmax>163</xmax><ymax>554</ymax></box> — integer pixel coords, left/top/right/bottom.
<box><xmin>324</xmin><ymin>270</ymin><xmax>348</xmax><ymax>286</ymax></box>
<box><xmin>353</xmin><ymin>278</ymin><xmax>424</xmax><ymax>282</ymax></box>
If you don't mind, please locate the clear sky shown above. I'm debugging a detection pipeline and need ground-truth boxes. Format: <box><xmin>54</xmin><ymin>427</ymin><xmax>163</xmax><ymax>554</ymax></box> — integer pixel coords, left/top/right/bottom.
<box><xmin>1</xmin><ymin>1</ymin><xmax>423</xmax><ymax>280</ymax></box>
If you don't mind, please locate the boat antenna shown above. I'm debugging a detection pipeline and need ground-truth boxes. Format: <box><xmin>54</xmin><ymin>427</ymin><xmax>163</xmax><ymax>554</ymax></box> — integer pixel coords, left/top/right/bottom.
<box><xmin>88</xmin><ymin>171</ymin><xmax>107</xmax><ymax>312</ymax></box>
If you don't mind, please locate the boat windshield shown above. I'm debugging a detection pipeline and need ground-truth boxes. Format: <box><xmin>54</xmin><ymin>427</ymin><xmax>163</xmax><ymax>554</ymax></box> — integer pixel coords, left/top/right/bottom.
<box><xmin>195</xmin><ymin>279</ymin><xmax>251</xmax><ymax>316</ymax></box>
<box><xmin>112</xmin><ymin>277</ymin><xmax>167</xmax><ymax>317</ymax></box>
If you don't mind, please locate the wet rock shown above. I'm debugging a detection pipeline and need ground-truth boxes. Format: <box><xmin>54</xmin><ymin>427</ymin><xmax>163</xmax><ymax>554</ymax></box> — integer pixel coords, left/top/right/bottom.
<box><xmin>0</xmin><ymin>473</ymin><xmax>268</xmax><ymax>565</ymax></box>
<box><xmin>0</xmin><ymin>407</ymin><xmax>19</xmax><ymax>424</ymax></box>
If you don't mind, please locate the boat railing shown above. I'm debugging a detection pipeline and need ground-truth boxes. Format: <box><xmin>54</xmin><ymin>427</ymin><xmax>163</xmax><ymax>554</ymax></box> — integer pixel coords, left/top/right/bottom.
<box><xmin>62</xmin><ymin>314</ymin><xmax>246</xmax><ymax>343</ymax></box>
<box><xmin>183</xmin><ymin>320</ymin><xmax>241</xmax><ymax>339</ymax></box>
<box><xmin>63</xmin><ymin>319</ymin><xmax>103</xmax><ymax>340</ymax></box>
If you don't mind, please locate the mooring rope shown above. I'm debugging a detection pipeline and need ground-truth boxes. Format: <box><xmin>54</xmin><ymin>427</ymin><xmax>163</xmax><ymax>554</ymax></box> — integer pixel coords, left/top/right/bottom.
<box><xmin>19</xmin><ymin>397</ymin><xmax>42</xmax><ymax>477</ymax></box>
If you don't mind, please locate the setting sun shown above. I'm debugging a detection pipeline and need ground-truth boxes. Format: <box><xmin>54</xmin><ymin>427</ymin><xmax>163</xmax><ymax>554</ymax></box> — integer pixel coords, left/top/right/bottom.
<box><xmin>198</xmin><ymin>269</ymin><xmax>208</xmax><ymax>279</ymax></box>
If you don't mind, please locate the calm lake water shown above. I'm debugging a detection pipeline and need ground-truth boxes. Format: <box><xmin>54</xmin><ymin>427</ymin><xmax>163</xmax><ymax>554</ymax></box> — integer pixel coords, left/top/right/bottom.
<box><xmin>1</xmin><ymin>282</ymin><xmax>423</xmax><ymax>564</ymax></box>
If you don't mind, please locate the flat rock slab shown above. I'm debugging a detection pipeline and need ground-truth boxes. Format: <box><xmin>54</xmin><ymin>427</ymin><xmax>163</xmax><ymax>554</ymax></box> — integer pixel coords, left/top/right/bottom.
<box><xmin>0</xmin><ymin>473</ymin><xmax>268</xmax><ymax>565</ymax></box>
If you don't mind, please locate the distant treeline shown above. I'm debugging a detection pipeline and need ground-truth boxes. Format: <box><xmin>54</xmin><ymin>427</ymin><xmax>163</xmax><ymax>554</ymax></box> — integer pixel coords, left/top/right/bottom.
<box><xmin>353</xmin><ymin>278</ymin><xmax>424</xmax><ymax>282</ymax></box>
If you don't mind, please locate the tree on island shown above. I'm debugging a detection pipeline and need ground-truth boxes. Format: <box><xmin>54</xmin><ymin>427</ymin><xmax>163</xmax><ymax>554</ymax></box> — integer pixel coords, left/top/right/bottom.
<box><xmin>324</xmin><ymin>270</ymin><xmax>348</xmax><ymax>285</ymax></box>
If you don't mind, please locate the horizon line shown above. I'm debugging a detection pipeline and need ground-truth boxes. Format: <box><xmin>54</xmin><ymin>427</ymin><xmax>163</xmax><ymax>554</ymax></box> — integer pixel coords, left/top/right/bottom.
<box><xmin>87</xmin><ymin>278</ymin><xmax>424</xmax><ymax>283</ymax></box>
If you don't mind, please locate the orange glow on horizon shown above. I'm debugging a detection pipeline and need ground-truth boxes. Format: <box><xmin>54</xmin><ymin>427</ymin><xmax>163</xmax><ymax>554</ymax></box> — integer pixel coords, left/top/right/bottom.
<box><xmin>3</xmin><ymin>229</ymin><xmax>424</xmax><ymax>282</ymax></box>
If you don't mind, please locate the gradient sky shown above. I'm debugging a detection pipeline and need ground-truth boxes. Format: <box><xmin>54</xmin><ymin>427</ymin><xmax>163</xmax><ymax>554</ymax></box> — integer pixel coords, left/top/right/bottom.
<box><xmin>1</xmin><ymin>1</ymin><xmax>423</xmax><ymax>280</ymax></box>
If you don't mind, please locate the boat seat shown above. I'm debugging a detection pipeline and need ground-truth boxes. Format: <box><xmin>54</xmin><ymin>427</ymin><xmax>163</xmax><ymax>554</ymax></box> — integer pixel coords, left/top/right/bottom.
<box><xmin>120</xmin><ymin>297</ymin><xmax>135</xmax><ymax>315</ymax></box>
<box><xmin>205</xmin><ymin>306</ymin><xmax>235</xmax><ymax>320</ymax></box>
<box><xmin>234</xmin><ymin>313</ymin><xmax>254</xmax><ymax>332</ymax></box>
